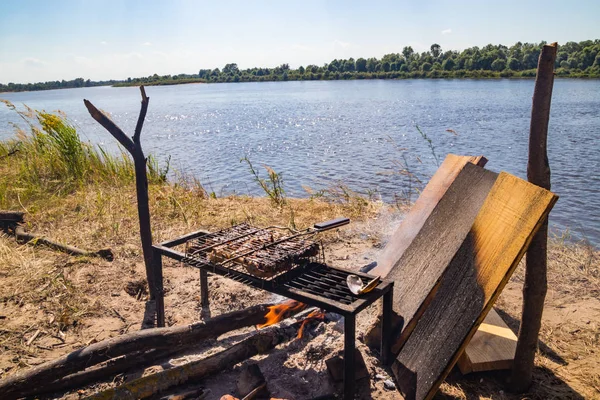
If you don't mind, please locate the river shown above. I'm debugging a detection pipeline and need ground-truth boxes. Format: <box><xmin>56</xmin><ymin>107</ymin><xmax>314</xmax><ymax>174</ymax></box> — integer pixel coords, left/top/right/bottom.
<box><xmin>1</xmin><ymin>79</ymin><xmax>599</xmax><ymax>246</ymax></box>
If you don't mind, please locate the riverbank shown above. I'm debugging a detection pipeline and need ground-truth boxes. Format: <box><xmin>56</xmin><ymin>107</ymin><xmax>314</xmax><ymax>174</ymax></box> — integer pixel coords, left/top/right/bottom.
<box><xmin>3</xmin><ymin>70</ymin><xmax>600</xmax><ymax>93</ymax></box>
<box><xmin>0</xmin><ymin>110</ymin><xmax>598</xmax><ymax>399</ymax></box>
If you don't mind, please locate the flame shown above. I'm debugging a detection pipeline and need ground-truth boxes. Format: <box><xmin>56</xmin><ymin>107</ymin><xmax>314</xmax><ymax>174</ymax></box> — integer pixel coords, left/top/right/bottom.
<box><xmin>297</xmin><ymin>310</ymin><xmax>326</xmax><ymax>339</ymax></box>
<box><xmin>257</xmin><ymin>300</ymin><xmax>307</xmax><ymax>329</ymax></box>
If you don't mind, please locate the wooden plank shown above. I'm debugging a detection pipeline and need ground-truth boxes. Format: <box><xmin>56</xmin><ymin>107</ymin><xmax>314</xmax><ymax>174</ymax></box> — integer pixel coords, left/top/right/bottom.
<box><xmin>457</xmin><ymin>308</ymin><xmax>517</xmax><ymax>374</ymax></box>
<box><xmin>386</xmin><ymin>163</ymin><xmax>498</xmax><ymax>352</ymax></box>
<box><xmin>392</xmin><ymin>172</ymin><xmax>558</xmax><ymax>400</ymax></box>
<box><xmin>372</xmin><ymin>154</ymin><xmax>487</xmax><ymax>278</ymax></box>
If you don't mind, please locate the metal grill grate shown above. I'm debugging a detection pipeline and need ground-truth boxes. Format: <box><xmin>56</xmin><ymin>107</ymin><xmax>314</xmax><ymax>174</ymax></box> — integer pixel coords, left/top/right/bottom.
<box><xmin>185</xmin><ymin>223</ymin><xmax>323</xmax><ymax>280</ymax></box>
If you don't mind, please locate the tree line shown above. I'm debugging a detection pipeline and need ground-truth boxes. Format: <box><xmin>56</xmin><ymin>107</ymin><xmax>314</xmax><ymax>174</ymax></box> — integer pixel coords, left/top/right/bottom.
<box><xmin>2</xmin><ymin>39</ymin><xmax>599</xmax><ymax>92</ymax></box>
<box><xmin>0</xmin><ymin>78</ymin><xmax>120</xmax><ymax>93</ymax></box>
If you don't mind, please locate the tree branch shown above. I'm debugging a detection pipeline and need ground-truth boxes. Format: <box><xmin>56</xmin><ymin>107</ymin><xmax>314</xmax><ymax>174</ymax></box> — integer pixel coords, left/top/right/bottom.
<box><xmin>134</xmin><ymin>86</ymin><xmax>149</xmax><ymax>144</ymax></box>
<box><xmin>83</xmin><ymin>100</ymin><xmax>135</xmax><ymax>153</ymax></box>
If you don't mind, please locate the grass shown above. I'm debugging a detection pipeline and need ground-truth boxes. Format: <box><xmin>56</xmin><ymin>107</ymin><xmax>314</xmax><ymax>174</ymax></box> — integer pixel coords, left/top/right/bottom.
<box><xmin>0</xmin><ymin>100</ymin><xmax>167</xmax><ymax>210</ymax></box>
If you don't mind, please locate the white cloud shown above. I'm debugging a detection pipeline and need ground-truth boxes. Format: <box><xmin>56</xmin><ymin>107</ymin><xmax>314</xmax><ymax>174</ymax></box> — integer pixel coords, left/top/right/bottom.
<box><xmin>100</xmin><ymin>41</ymin><xmax>108</xmax><ymax>45</ymax></box>
<box><xmin>333</xmin><ymin>39</ymin><xmax>350</xmax><ymax>48</ymax></box>
<box><xmin>142</xmin><ymin>42</ymin><xmax>152</xmax><ymax>46</ymax></box>
<box><xmin>22</xmin><ymin>57</ymin><xmax>46</xmax><ymax>68</ymax></box>
<box><xmin>441</xmin><ymin>28</ymin><xmax>452</xmax><ymax>35</ymax></box>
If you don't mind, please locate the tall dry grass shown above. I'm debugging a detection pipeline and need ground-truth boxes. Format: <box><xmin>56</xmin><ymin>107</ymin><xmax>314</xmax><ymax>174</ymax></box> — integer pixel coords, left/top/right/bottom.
<box><xmin>0</xmin><ymin>101</ymin><xmax>168</xmax><ymax>210</ymax></box>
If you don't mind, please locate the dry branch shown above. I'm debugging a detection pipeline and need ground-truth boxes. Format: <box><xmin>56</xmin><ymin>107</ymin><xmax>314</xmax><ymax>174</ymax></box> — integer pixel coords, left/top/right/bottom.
<box><xmin>84</xmin><ymin>86</ymin><xmax>156</xmax><ymax>306</ymax></box>
<box><xmin>511</xmin><ymin>42</ymin><xmax>558</xmax><ymax>392</ymax></box>
<box><xmin>85</xmin><ymin>321</ymin><xmax>305</xmax><ymax>400</ymax></box>
<box><xmin>14</xmin><ymin>226</ymin><xmax>114</xmax><ymax>261</ymax></box>
<box><xmin>0</xmin><ymin>304</ymin><xmax>280</xmax><ymax>400</ymax></box>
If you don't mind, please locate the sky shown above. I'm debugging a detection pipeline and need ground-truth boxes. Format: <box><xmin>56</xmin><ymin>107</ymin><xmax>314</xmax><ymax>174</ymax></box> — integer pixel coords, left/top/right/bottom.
<box><xmin>1</xmin><ymin>0</ymin><xmax>599</xmax><ymax>83</ymax></box>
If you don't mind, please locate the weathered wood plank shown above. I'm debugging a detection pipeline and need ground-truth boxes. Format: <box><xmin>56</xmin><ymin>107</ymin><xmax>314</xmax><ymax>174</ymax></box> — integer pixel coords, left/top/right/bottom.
<box><xmin>457</xmin><ymin>308</ymin><xmax>517</xmax><ymax>374</ymax></box>
<box><xmin>392</xmin><ymin>172</ymin><xmax>558</xmax><ymax>400</ymax></box>
<box><xmin>386</xmin><ymin>163</ymin><xmax>498</xmax><ymax>352</ymax></box>
<box><xmin>372</xmin><ymin>154</ymin><xmax>487</xmax><ymax>277</ymax></box>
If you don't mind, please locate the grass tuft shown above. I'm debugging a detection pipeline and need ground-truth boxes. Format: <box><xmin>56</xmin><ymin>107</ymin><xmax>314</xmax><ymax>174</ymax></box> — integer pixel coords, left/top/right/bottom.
<box><xmin>0</xmin><ymin>101</ymin><xmax>167</xmax><ymax>209</ymax></box>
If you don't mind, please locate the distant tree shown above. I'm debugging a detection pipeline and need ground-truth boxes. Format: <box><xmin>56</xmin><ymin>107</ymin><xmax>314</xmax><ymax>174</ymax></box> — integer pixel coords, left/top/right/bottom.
<box><xmin>355</xmin><ymin>58</ymin><xmax>367</xmax><ymax>72</ymax></box>
<box><xmin>507</xmin><ymin>57</ymin><xmax>521</xmax><ymax>70</ymax></box>
<box><xmin>432</xmin><ymin>62</ymin><xmax>442</xmax><ymax>71</ymax></box>
<box><xmin>298</xmin><ymin>65</ymin><xmax>305</xmax><ymax>74</ymax></box>
<box><xmin>402</xmin><ymin>46</ymin><xmax>414</xmax><ymax>60</ymax></box>
<box><xmin>223</xmin><ymin>63</ymin><xmax>239</xmax><ymax>75</ymax></box>
<box><xmin>430</xmin><ymin>43</ymin><xmax>442</xmax><ymax>59</ymax></box>
<box><xmin>382</xmin><ymin>61</ymin><xmax>390</xmax><ymax>72</ymax></box>
<box><xmin>491</xmin><ymin>58</ymin><xmax>506</xmax><ymax>71</ymax></box>
<box><xmin>442</xmin><ymin>58</ymin><xmax>455</xmax><ymax>71</ymax></box>
<box><xmin>366</xmin><ymin>58</ymin><xmax>378</xmax><ymax>72</ymax></box>
<box><xmin>421</xmin><ymin>62</ymin><xmax>432</xmax><ymax>72</ymax></box>
<box><xmin>345</xmin><ymin>58</ymin><xmax>356</xmax><ymax>72</ymax></box>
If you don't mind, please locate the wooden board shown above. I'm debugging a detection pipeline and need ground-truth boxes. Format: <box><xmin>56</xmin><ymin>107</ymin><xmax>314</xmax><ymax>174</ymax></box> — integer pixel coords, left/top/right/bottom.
<box><xmin>392</xmin><ymin>171</ymin><xmax>558</xmax><ymax>400</ymax></box>
<box><xmin>386</xmin><ymin>163</ymin><xmax>498</xmax><ymax>352</ymax></box>
<box><xmin>372</xmin><ymin>154</ymin><xmax>487</xmax><ymax>278</ymax></box>
<box><xmin>457</xmin><ymin>308</ymin><xmax>517</xmax><ymax>374</ymax></box>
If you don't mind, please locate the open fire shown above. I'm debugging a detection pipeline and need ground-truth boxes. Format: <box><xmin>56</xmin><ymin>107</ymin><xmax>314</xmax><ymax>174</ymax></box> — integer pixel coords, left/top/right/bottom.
<box><xmin>257</xmin><ymin>300</ymin><xmax>307</xmax><ymax>328</ymax></box>
<box><xmin>296</xmin><ymin>310</ymin><xmax>327</xmax><ymax>339</ymax></box>
<box><xmin>256</xmin><ymin>300</ymin><xmax>326</xmax><ymax>339</ymax></box>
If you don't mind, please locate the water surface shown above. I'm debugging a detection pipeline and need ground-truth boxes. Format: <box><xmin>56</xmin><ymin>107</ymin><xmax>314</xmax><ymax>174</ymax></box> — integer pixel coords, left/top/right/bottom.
<box><xmin>1</xmin><ymin>79</ymin><xmax>599</xmax><ymax>245</ymax></box>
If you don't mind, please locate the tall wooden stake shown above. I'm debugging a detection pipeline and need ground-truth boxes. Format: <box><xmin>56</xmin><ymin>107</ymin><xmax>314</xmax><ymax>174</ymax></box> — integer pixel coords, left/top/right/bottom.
<box><xmin>84</xmin><ymin>86</ymin><xmax>157</xmax><ymax>301</ymax></box>
<box><xmin>511</xmin><ymin>42</ymin><xmax>558</xmax><ymax>391</ymax></box>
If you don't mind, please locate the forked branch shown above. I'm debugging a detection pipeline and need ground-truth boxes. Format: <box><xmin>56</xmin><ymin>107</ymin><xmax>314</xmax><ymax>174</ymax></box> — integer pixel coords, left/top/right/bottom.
<box><xmin>83</xmin><ymin>86</ymin><xmax>157</xmax><ymax>314</ymax></box>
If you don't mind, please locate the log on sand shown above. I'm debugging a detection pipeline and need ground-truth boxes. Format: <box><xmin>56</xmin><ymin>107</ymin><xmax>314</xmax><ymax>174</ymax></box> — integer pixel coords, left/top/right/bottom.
<box><xmin>0</xmin><ymin>304</ymin><xmax>282</xmax><ymax>400</ymax></box>
<box><xmin>86</xmin><ymin>320</ymin><xmax>305</xmax><ymax>400</ymax></box>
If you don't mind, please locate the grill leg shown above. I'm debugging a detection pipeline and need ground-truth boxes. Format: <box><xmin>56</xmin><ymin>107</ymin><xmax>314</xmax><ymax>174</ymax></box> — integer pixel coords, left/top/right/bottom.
<box><xmin>200</xmin><ymin>269</ymin><xmax>210</xmax><ymax>318</ymax></box>
<box><xmin>381</xmin><ymin>290</ymin><xmax>393</xmax><ymax>365</ymax></box>
<box><xmin>344</xmin><ymin>314</ymin><xmax>356</xmax><ymax>400</ymax></box>
<box><xmin>153</xmin><ymin>249</ymin><xmax>165</xmax><ymax>328</ymax></box>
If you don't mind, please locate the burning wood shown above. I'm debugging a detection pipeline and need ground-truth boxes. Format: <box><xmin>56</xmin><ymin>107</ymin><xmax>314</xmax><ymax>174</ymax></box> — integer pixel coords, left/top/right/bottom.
<box><xmin>256</xmin><ymin>300</ymin><xmax>326</xmax><ymax>339</ymax></box>
<box><xmin>256</xmin><ymin>300</ymin><xmax>307</xmax><ymax>328</ymax></box>
<box><xmin>297</xmin><ymin>310</ymin><xmax>326</xmax><ymax>339</ymax></box>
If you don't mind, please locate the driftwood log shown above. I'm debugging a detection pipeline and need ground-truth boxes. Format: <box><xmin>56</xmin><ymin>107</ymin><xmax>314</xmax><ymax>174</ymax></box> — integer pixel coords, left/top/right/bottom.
<box><xmin>0</xmin><ymin>304</ymin><xmax>285</xmax><ymax>400</ymax></box>
<box><xmin>511</xmin><ymin>42</ymin><xmax>558</xmax><ymax>391</ymax></box>
<box><xmin>84</xmin><ymin>86</ymin><xmax>157</xmax><ymax>306</ymax></box>
<box><xmin>85</xmin><ymin>320</ymin><xmax>306</xmax><ymax>400</ymax></box>
<box><xmin>14</xmin><ymin>226</ymin><xmax>114</xmax><ymax>261</ymax></box>
<box><xmin>28</xmin><ymin>348</ymin><xmax>175</xmax><ymax>397</ymax></box>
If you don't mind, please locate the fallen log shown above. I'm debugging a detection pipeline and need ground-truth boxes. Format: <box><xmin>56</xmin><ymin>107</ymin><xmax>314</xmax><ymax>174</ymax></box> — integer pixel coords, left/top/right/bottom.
<box><xmin>0</xmin><ymin>211</ymin><xmax>25</xmax><ymax>223</ymax></box>
<box><xmin>0</xmin><ymin>303</ymin><xmax>287</xmax><ymax>400</ymax></box>
<box><xmin>85</xmin><ymin>320</ymin><xmax>305</xmax><ymax>400</ymax></box>
<box><xmin>14</xmin><ymin>226</ymin><xmax>114</xmax><ymax>261</ymax></box>
<box><xmin>33</xmin><ymin>348</ymin><xmax>175</xmax><ymax>397</ymax></box>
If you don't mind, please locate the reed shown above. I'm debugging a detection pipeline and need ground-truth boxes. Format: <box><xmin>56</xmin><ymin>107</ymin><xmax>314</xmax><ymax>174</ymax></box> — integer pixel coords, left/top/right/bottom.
<box><xmin>0</xmin><ymin>101</ymin><xmax>168</xmax><ymax>209</ymax></box>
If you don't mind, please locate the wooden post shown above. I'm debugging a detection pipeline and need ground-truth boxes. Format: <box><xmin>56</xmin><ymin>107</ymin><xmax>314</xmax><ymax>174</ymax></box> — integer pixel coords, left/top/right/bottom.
<box><xmin>84</xmin><ymin>86</ymin><xmax>157</xmax><ymax>299</ymax></box>
<box><xmin>511</xmin><ymin>42</ymin><xmax>558</xmax><ymax>391</ymax></box>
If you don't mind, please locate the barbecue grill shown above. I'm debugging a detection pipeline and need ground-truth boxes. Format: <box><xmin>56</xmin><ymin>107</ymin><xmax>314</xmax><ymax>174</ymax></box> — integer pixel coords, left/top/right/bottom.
<box><xmin>152</xmin><ymin>218</ymin><xmax>394</xmax><ymax>400</ymax></box>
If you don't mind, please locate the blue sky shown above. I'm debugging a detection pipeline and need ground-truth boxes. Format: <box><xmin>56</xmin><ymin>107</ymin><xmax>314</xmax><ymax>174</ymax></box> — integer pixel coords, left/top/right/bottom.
<box><xmin>1</xmin><ymin>0</ymin><xmax>598</xmax><ymax>83</ymax></box>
